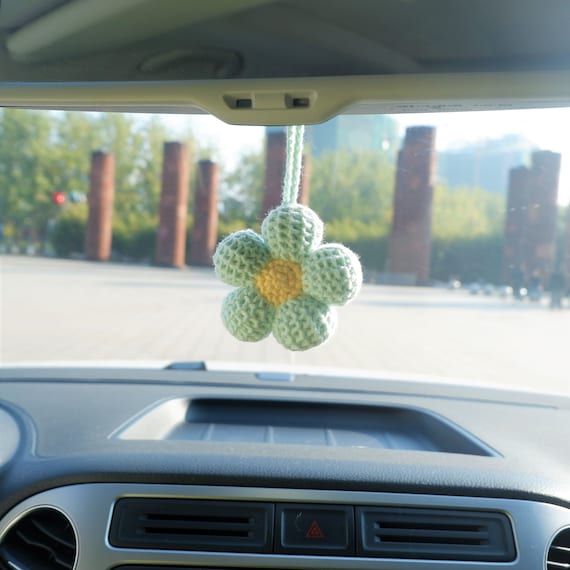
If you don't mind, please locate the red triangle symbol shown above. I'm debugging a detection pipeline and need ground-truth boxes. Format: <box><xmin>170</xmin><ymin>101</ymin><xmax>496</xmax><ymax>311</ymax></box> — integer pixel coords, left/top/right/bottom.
<box><xmin>305</xmin><ymin>520</ymin><xmax>325</xmax><ymax>539</ymax></box>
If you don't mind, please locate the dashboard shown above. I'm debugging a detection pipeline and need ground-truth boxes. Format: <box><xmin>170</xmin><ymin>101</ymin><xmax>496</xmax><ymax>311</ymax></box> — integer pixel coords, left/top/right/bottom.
<box><xmin>0</xmin><ymin>366</ymin><xmax>568</xmax><ymax>569</ymax></box>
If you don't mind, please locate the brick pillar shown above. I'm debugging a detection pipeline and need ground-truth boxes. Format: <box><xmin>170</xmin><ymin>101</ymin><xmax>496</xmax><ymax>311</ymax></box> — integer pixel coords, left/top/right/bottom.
<box><xmin>502</xmin><ymin>166</ymin><xmax>530</xmax><ymax>283</ymax></box>
<box><xmin>262</xmin><ymin>128</ymin><xmax>286</xmax><ymax>216</ymax></box>
<box><xmin>388</xmin><ymin>126</ymin><xmax>437</xmax><ymax>285</ymax></box>
<box><xmin>155</xmin><ymin>142</ymin><xmax>190</xmax><ymax>267</ymax></box>
<box><xmin>298</xmin><ymin>154</ymin><xmax>311</xmax><ymax>206</ymax></box>
<box><xmin>85</xmin><ymin>151</ymin><xmax>115</xmax><ymax>261</ymax></box>
<box><xmin>189</xmin><ymin>160</ymin><xmax>219</xmax><ymax>266</ymax></box>
<box><xmin>525</xmin><ymin>150</ymin><xmax>561</xmax><ymax>280</ymax></box>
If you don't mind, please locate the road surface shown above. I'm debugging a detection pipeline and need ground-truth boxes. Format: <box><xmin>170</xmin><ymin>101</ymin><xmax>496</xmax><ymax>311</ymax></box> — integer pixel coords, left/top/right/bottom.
<box><xmin>1</xmin><ymin>256</ymin><xmax>568</xmax><ymax>395</ymax></box>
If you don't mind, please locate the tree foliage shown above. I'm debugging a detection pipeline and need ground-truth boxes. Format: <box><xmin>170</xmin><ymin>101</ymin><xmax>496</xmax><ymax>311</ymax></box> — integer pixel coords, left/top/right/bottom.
<box><xmin>432</xmin><ymin>184</ymin><xmax>504</xmax><ymax>240</ymax></box>
<box><xmin>220</xmin><ymin>150</ymin><xmax>264</xmax><ymax>222</ymax></box>
<box><xmin>0</xmin><ymin>109</ymin><xmax>190</xmax><ymax>242</ymax></box>
<box><xmin>310</xmin><ymin>149</ymin><xmax>395</xmax><ymax>228</ymax></box>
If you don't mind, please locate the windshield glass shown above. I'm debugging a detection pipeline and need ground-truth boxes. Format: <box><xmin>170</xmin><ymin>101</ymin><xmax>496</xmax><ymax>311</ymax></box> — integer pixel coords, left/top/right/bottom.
<box><xmin>1</xmin><ymin>108</ymin><xmax>568</xmax><ymax>395</ymax></box>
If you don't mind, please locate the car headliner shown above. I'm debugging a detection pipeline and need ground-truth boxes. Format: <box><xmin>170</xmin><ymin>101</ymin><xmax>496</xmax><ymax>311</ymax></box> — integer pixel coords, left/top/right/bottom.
<box><xmin>0</xmin><ymin>0</ymin><xmax>569</xmax><ymax>124</ymax></box>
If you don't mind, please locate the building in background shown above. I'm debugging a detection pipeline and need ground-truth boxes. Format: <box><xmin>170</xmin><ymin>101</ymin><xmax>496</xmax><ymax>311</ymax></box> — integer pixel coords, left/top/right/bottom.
<box><xmin>438</xmin><ymin>134</ymin><xmax>536</xmax><ymax>194</ymax></box>
<box><xmin>306</xmin><ymin>115</ymin><xmax>400</xmax><ymax>160</ymax></box>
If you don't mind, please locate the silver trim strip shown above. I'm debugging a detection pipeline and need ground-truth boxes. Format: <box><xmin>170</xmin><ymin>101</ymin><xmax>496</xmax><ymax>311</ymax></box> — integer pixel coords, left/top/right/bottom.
<box><xmin>0</xmin><ymin>484</ymin><xmax>568</xmax><ymax>569</ymax></box>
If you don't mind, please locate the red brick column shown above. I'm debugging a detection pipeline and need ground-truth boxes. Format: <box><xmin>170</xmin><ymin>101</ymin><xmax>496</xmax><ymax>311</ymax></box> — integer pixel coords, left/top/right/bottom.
<box><xmin>502</xmin><ymin>166</ymin><xmax>530</xmax><ymax>283</ymax></box>
<box><xmin>155</xmin><ymin>142</ymin><xmax>190</xmax><ymax>267</ymax></box>
<box><xmin>85</xmin><ymin>151</ymin><xmax>115</xmax><ymax>261</ymax></box>
<box><xmin>525</xmin><ymin>150</ymin><xmax>561</xmax><ymax>280</ymax></box>
<box><xmin>388</xmin><ymin>126</ymin><xmax>437</xmax><ymax>285</ymax></box>
<box><xmin>189</xmin><ymin>160</ymin><xmax>219</xmax><ymax>266</ymax></box>
<box><xmin>298</xmin><ymin>154</ymin><xmax>311</xmax><ymax>206</ymax></box>
<box><xmin>262</xmin><ymin>129</ymin><xmax>286</xmax><ymax>216</ymax></box>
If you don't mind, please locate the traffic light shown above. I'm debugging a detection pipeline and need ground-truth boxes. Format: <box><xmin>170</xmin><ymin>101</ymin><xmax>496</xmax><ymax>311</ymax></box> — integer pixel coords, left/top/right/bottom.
<box><xmin>52</xmin><ymin>191</ymin><xmax>66</xmax><ymax>206</ymax></box>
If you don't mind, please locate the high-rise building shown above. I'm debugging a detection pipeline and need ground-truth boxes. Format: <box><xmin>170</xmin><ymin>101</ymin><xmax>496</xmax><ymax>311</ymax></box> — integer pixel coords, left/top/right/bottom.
<box><xmin>306</xmin><ymin>115</ymin><xmax>400</xmax><ymax>160</ymax></box>
<box><xmin>438</xmin><ymin>134</ymin><xmax>536</xmax><ymax>194</ymax></box>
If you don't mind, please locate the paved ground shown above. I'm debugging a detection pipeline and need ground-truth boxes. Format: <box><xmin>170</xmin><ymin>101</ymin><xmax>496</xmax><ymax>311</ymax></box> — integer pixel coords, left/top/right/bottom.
<box><xmin>1</xmin><ymin>255</ymin><xmax>568</xmax><ymax>395</ymax></box>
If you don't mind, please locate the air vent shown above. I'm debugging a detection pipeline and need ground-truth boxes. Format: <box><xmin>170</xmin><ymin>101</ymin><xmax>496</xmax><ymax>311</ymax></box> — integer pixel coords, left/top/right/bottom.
<box><xmin>357</xmin><ymin>507</ymin><xmax>515</xmax><ymax>561</ymax></box>
<box><xmin>547</xmin><ymin>527</ymin><xmax>570</xmax><ymax>569</ymax></box>
<box><xmin>109</xmin><ymin>498</ymin><xmax>273</xmax><ymax>552</ymax></box>
<box><xmin>0</xmin><ymin>507</ymin><xmax>77</xmax><ymax>570</ymax></box>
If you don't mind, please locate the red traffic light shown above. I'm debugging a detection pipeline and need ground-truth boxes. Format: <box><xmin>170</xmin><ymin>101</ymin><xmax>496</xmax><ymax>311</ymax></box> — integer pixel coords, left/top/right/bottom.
<box><xmin>52</xmin><ymin>191</ymin><xmax>66</xmax><ymax>206</ymax></box>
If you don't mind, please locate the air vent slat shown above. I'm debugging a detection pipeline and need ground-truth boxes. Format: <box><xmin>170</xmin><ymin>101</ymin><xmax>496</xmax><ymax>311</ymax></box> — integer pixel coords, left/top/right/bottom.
<box><xmin>0</xmin><ymin>508</ymin><xmax>77</xmax><ymax>570</ymax></box>
<box><xmin>144</xmin><ymin>513</ymin><xmax>250</xmax><ymax>524</ymax></box>
<box><xmin>110</xmin><ymin>499</ymin><xmax>273</xmax><ymax>552</ymax></box>
<box><xmin>548</xmin><ymin>528</ymin><xmax>570</xmax><ymax>570</ymax></box>
<box><xmin>358</xmin><ymin>507</ymin><xmax>515</xmax><ymax>561</ymax></box>
<box><xmin>144</xmin><ymin>526</ymin><xmax>251</xmax><ymax>538</ymax></box>
<box><xmin>31</xmin><ymin>519</ymin><xmax>76</xmax><ymax>549</ymax></box>
<box><xmin>376</xmin><ymin>528</ymin><xmax>489</xmax><ymax>541</ymax></box>
<box><xmin>376</xmin><ymin>521</ymin><xmax>483</xmax><ymax>531</ymax></box>
<box><xmin>141</xmin><ymin>520</ymin><xmax>253</xmax><ymax>531</ymax></box>
<box><xmin>376</xmin><ymin>529</ymin><xmax>489</xmax><ymax>542</ymax></box>
<box><xmin>16</xmin><ymin>528</ymin><xmax>65</xmax><ymax>555</ymax></box>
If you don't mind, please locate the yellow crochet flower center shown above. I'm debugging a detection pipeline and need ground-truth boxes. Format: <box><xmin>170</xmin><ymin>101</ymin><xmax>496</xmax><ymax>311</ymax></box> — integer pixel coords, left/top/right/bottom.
<box><xmin>255</xmin><ymin>259</ymin><xmax>303</xmax><ymax>307</ymax></box>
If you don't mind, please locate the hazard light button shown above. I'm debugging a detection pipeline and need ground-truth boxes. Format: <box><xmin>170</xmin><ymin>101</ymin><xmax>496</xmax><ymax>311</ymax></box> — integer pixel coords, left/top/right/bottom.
<box><xmin>275</xmin><ymin>504</ymin><xmax>354</xmax><ymax>555</ymax></box>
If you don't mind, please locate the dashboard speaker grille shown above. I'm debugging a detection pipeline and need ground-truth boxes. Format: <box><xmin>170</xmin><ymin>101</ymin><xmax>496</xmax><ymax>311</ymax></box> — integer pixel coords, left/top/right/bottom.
<box><xmin>357</xmin><ymin>507</ymin><xmax>515</xmax><ymax>561</ymax></box>
<box><xmin>109</xmin><ymin>498</ymin><xmax>273</xmax><ymax>552</ymax></box>
<box><xmin>547</xmin><ymin>528</ymin><xmax>570</xmax><ymax>570</ymax></box>
<box><xmin>0</xmin><ymin>507</ymin><xmax>77</xmax><ymax>570</ymax></box>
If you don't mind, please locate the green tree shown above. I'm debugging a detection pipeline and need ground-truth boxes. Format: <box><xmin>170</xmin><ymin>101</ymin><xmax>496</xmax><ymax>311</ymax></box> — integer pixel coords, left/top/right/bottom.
<box><xmin>0</xmin><ymin>109</ymin><xmax>55</xmax><ymax>240</ymax></box>
<box><xmin>432</xmin><ymin>183</ymin><xmax>504</xmax><ymax>240</ymax></box>
<box><xmin>130</xmin><ymin>116</ymin><xmax>170</xmax><ymax>220</ymax></box>
<box><xmin>430</xmin><ymin>184</ymin><xmax>505</xmax><ymax>282</ymax></box>
<box><xmin>221</xmin><ymin>150</ymin><xmax>264</xmax><ymax>221</ymax></box>
<box><xmin>49</xmin><ymin>111</ymin><xmax>98</xmax><ymax>197</ymax></box>
<box><xmin>310</xmin><ymin>149</ymin><xmax>395</xmax><ymax>228</ymax></box>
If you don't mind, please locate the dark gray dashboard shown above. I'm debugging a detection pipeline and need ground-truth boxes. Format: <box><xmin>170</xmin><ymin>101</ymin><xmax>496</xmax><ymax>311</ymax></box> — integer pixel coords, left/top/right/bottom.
<box><xmin>0</xmin><ymin>366</ymin><xmax>568</xmax><ymax>569</ymax></box>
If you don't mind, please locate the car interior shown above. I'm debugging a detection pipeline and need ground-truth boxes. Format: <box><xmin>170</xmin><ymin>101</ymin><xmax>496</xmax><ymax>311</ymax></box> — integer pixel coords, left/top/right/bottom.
<box><xmin>0</xmin><ymin>1</ymin><xmax>569</xmax><ymax>569</ymax></box>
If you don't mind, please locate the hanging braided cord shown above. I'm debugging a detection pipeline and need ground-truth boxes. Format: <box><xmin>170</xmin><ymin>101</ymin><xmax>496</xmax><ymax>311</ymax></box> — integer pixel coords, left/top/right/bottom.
<box><xmin>281</xmin><ymin>125</ymin><xmax>305</xmax><ymax>206</ymax></box>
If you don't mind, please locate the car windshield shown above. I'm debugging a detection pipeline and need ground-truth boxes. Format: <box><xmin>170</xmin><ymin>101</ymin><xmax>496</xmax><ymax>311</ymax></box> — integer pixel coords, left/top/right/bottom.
<box><xmin>1</xmin><ymin>108</ymin><xmax>568</xmax><ymax>395</ymax></box>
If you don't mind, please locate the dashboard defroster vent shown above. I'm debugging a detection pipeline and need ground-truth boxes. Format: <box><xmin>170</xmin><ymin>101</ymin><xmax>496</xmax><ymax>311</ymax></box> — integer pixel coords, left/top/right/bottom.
<box><xmin>0</xmin><ymin>507</ymin><xmax>77</xmax><ymax>570</ymax></box>
<box><xmin>547</xmin><ymin>528</ymin><xmax>570</xmax><ymax>569</ymax></box>
<box><xmin>109</xmin><ymin>498</ymin><xmax>273</xmax><ymax>552</ymax></box>
<box><xmin>357</xmin><ymin>507</ymin><xmax>515</xmax><ymax>561</ymax></box>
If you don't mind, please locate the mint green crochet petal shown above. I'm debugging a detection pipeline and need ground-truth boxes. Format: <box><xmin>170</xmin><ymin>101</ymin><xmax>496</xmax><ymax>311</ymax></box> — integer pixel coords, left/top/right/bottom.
<box><xmin>261</xmin><ymin>204</ymin><xmax>323</xmax><ymax>261</ymax></box>
<box><xmin>272</xmin><ymin>296</ymin><xmax>337</xmax><ymax>351</ymax></box>
<box><xmin>213</xmin><ymin>230</ymin><xmax>270</xmax><ymax>287</ymax></box>
<box><xmin>222</xmin><ymin>286</ymin><xmax>275</xmax><ymax>342</ymax></box>
<box><xmin>302</xmin><ymin>244</ymin><xmax>363</xmax><ymax>306</ymax></box>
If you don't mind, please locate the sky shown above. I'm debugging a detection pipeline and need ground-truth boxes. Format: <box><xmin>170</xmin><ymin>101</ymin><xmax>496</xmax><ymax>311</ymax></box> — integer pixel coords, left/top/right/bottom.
<box><xmin>159</xmin><ymin>107</ymin><xmax>570</xmax><ymax>204</ymax></box>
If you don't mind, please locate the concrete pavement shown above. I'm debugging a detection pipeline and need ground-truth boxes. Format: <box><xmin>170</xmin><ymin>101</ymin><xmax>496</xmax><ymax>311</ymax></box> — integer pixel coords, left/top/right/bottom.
<box><xmin>1</xmin><ymin>255</ymin><xmax>568</xmax><ymax>395</ymax></box>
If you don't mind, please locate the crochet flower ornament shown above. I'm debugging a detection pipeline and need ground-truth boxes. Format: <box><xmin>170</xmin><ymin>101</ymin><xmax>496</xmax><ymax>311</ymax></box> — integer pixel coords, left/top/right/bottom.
<box><xmin>214</xmin><ymin>204</ymin><xmax>362</xmax><ymax>351</ymax></box>
<box><xmin>213</xmin><ymin>125</ymin><xmax>362</xmax><ymax>351</ymax></box>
